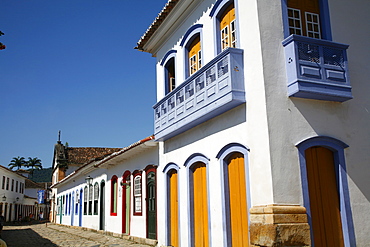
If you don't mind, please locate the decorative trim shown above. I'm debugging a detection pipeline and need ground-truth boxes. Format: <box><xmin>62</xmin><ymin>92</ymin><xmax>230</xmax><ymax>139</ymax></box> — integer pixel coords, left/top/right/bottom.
<box><xmin>180</xmin><ymin>24</ymin><xmax>203</xmax><ymax>47</ymax></box>
<box><xmin>160</xmin><ymin>50</ymin><xmax>177</xmax><ymax>66</ymax></box>
<box><xmin>296</xmin><ymin>136</ymin><xmax>356</xmax><ymax>247</ymax></box>
<box><xmin>163</xmin><ymin>163</ymin><xmax>180</xmax><ymax>173</ymax></box>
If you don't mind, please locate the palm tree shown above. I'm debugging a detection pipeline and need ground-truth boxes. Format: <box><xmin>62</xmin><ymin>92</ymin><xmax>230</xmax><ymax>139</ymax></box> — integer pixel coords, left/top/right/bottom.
<box><xmin>26</xmin><ymin>157</ymin><xmax>42</xmax><ymax>170</ymax></box>
<box><xmin>8</xmin><ymin>156</ymin><xmax>26</xmax><ymax>170</ymax></box>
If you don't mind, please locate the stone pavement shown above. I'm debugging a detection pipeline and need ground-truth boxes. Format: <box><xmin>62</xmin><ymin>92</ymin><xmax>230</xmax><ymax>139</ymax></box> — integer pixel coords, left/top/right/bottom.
<box><xmin>1</xmin><ymin>222</ymin><xmax>153</xmax><ymax>247</ymax></box>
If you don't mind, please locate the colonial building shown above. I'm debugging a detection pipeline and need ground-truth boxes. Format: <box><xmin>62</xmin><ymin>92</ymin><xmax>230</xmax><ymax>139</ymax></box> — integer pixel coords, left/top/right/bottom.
<box><xmin>51</xmin><ymin>0</ymin><xmax>370</xmax><ymax>246</ymax></box>
<box><xmin>135</xmin><ymin>0</ymin><xmax>369</xmax><ymax>246</ymax></box>
<box><xmin>50</xmin><ymin>141</ymin><xmax>121</xmax><ymax>223</ymax></box>
<box><xmin>50</xmin><ymin>136</ymin><xmax>158</xmax><ymax>245</ymax></box>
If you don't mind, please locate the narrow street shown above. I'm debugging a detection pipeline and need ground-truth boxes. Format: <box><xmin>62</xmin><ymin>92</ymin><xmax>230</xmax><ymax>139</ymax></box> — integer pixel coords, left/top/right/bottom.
<box><xmin>1</xmin><ymin>223</ymin><xmax>152</xmax><ymax>247</ymax></box>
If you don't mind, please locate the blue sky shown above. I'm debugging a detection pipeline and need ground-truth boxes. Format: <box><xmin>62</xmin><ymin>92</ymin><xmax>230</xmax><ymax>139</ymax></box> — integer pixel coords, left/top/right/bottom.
<box><xmin>0</xmin><ymin>0</ymin><xmax>168</xmax><ymax>168</ymax></box>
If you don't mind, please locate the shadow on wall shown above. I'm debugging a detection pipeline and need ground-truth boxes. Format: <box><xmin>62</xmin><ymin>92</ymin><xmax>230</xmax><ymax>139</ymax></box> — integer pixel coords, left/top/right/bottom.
<box><xmin>164</xmin><ymin>104</ymin><xmax>246</xmax><ymax>153</ymax></box>
<box><xmin>291</xmin><ymin>97</ymin><xmax>370</xmax><ymax>204</ymax></box>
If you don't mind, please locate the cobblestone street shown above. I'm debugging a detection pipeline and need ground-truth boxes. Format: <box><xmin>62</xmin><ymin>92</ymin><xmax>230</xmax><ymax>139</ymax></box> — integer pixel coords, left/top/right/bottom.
<box><xmin>1</xmin><ymin>223</ymin><xmax>152</xmax><ymax>247</ymax></box>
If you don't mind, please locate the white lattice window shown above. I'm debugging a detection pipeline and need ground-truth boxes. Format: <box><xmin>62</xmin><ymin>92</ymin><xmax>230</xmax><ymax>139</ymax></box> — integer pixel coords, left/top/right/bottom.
<box><xmin>221</xmin><ymin>26</ymin><xmax>229</xmax><ymax>51</ymax></box>
<box><xmin>305</xmin><ymin>12</ymin><xmax>321</xmax><ymax>39</ymax></box>
<box><xmin>134</xmin><ymin>175</ymin><xmax>142</xmax><ymax>214</ymax></box>
<box><xmin>190</xmin><ymin>55</ymin><xmax>197</xmax><ymax>75</ymax></box>
<box><xmin>230</xmin><ymin>20</ymin><xmax>237</xmax><ymax>48</ymax></box>
<box><xmin>288</xmin><ymin>7</ymin><xmax>302</xmax><ymax>36</ymax></box>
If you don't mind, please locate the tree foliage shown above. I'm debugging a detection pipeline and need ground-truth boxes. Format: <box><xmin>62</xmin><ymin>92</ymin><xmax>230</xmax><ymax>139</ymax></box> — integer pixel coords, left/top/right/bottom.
<box><xmin>8</xmin><ymin>156</ymin><xmax>27</xmax><ymax>170</ymax></box>
<box><xmin>26</xmin><ymin>157</ymin><xmax>43</xmax><ymax>170</ymax></box>
<box><xmin>8</xmin><ymin>156</ymin><xmax>43</xmax><ymax>170</ymax></box>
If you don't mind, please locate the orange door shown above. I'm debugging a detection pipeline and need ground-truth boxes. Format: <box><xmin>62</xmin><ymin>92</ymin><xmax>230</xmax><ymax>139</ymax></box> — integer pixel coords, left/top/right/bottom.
<box><xmin>188</xmin><ymin>36</ymin><xmax>201</xmax><ymax>75</ymax></box>
<box><xmin>228</xmin><ymin>153</ymin><xmax>249</xmax><ymax>247</ymax></box>
<box><xmin>220</xmin><ymin>3</ymin><xmax>236</xmax><ymax>50</ymax></box>
<box><xmin>192</xmin><ymin>162</ymin><xmax>209</xmax><ymax>247</ymax></box>
<box><xmin>305</xmin><ymin>147</ymin><xmax>344</xmax><ymax>247</ymax></box>
<box><xmin>169</xmin><ymin>170</ymin><xmax>179</xmax><ymax>247</ymax></box>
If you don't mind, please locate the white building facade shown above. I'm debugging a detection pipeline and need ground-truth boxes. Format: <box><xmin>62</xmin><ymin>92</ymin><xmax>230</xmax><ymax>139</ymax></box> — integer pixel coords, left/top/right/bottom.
<box><xmin>0</xmin><ymin>165</ymin><xmax>25</xmax><ymax>222</ymax></box>
<box><xmin>51</xmin><ymin>137</ymin><xmax>159</xmax><ymax>244</ymax></box>
<box><xmin>136</xmin><ymin>0</ymin><xmax>370</xmax><ymax>246</ymax></box>
<box><xmin>51</xmin><ymin>0</ymin><xmax>370</xmax><ymax>246</ymax></box>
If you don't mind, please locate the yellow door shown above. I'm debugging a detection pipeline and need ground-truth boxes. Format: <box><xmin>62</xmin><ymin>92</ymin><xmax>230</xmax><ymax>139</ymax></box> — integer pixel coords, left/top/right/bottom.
<box><xmin>188</xmin><ymin>36</ymin><xmax>201</xmax><ymax>75</ymax></box>
<box><xmin>220</xmin><ymin>3</ymin><xmax>236</xmax><ymax>50</ymax></box>
<box><xmin>305</xmin><ymin>147</ymin><xmax>344</xmax><ymax>247</ymax></box>
<box><xmin>228</xmin><ymin>153</ymin><xmax>249</xmax><ymax>247</ymax></box>
<box><xmin>192</xmin><ymin>162</ymin><xmax>209</xmax><ymax>247</ymax></box>
<box><xmin>169</xmin><ymin>170</ymin><xmax>179</xmax><ymax>247</ymax></box>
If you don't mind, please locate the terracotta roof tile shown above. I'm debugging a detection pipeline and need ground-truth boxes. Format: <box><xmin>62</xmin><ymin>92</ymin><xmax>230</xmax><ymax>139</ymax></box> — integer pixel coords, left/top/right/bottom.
<box><xmin>135</xmin><ymin>0</ymin><xmax>180</xmax><ymax>51</ymax></box>
<box><xmin>66</xmin><ymin>147</ymin><xmax>122</xmax><ymax>165</ymax></box>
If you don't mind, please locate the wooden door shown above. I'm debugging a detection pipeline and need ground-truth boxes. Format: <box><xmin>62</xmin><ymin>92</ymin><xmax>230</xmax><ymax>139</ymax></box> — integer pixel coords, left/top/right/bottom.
<box><xmin>169</xmin><ymin>170</ymin><xmax>179</xmax><ymax>247</ymax></box>
<box><xmin>147</xmin><ymin>171</ymin><xmax>157</xmax><ymax>239</ymax></box>
<box><xmin>305</xmin><ymin>147</ymin><xmax>344</xmax><ymax>247</ymax></box>
<box><xmin>99</xmin><ymin>183</ymin><xmax>105</xmax><ymax>230</ymax></box>
<box><xmin>227</xmin><ymin>153</ymin><xmax>249</xmax><ymax>247</ymax></box>
<box><xmin>122</xmin><ymin>172</ymin><xmax>131</xmax><ymax>234</ymax></box>
<box><xmin>192</xmin><ymin>162</ymin><xmax>209</xmax><ymax>247</ymax></box>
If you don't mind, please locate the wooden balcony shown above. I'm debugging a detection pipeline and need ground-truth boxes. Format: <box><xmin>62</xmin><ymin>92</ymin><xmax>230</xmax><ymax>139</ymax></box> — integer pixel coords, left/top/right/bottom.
<box><xmin>153</xmin><ymin>48</ymin><xmax>245</xmax><ymax>141</ymax></box>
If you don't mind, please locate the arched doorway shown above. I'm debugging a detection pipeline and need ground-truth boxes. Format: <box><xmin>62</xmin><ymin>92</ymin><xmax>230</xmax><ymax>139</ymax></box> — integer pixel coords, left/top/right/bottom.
<box><xmin>191</xmin><ymin>162</ymin><xmax>209</xmax><ymax>247</ymax></box>
<box><xmin>99</xmin><ymin>181</ymin><xmax>105</xmax><ymax>230</ymax></box>
<box><xmin>145</xmin><ymin>165</ymin><xmax>157</xmax><ymax>239</ymax></box>
<box><xmin>305</xmin><ymin>146</ymin><xmax>344</xmax><ymax>246</ymax></box>
<box><xmin>225</xmin><ymin>153</ymin><xmax>248</xmax><ymax>247</ymax></box>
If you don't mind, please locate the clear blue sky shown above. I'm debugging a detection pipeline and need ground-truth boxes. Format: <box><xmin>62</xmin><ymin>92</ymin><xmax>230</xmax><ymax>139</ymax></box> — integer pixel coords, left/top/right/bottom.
<box><xmin>0</xmin><ymin>0</ymin><xmax>168</xmax><ymax>168</ymax></box>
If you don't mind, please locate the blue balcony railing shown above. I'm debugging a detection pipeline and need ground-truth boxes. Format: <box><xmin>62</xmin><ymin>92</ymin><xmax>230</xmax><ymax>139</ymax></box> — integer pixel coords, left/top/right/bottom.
<box><xmin>153</xmin><ymin>48</ymin><xmax>245</xmax><ymax>141</ymax></box>
<box><xmin>283</xmin><ymin>35</ymin><xmax>352</xmax><ymax>102</ymax></box>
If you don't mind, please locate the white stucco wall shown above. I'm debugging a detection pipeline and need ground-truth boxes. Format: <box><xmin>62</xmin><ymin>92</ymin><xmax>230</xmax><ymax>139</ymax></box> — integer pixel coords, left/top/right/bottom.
<box><xmin>54</xmin><ymin>144</ymin><xmax>159</xmax><ymax>240</ymax></box>
<box><xmin>152</xmin><ymin>0</ymin><xmax>370</xmax><ymax>246</ymax></box>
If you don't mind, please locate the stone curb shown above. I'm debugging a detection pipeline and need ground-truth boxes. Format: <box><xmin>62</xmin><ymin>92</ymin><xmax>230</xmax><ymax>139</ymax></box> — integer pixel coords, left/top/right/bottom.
<box><xmin>49</xmin><ymin>223</ymin><xmax>157</xmax><ymax>246</ymax></box>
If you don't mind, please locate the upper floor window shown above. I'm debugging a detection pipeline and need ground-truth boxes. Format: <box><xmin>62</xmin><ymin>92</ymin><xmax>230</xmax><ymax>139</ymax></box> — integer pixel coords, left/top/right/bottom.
<box><xmin>2</xmin><ymin>176</ymin><xmax>5</xmax><ymax>190</ymax></box>
<box><xmin>288</xmin><ymin>0</ymin><xmax>321</xmax><ymax>39</ymax></box>
<box><xmin>6</xmin><ymin>178</ymin><xmax>9</xmax><ymax>190</ymax></box>
<box><xmin>11</xmin><ymin>179</ymin><xmax>14</xmax><ymax>191</ymax></box>
<box><xmin>15</xmin><ymin>181</ymin><xmax>18</xmax><ymax>193</ymax></box>
<box><xmin>165</xmin><ymin>57</ymin><xmax>176</xmax><ymax>93</ymax></box>
<box><xmin>188</xmin><ymin>35</ymin><xmax>202</xmax><ymax>76</ymax></box>
<box><xmin>220</xmin><ymin>3</ymin><xmax>236</xmax><ymax>50</ymax></box>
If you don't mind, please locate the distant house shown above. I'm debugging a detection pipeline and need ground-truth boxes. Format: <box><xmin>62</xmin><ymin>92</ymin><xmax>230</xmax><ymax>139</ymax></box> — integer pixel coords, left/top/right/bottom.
<box><xmin>50</xmin><ymin>136</ymin><xmax>158</xmax><ymax>245</ymax></box>
<box><xmin>50</xmin><ymin>141</ymin><xmax>121</xmax><ymax>223</ymax></box>
<box><xmin>0</xmin><ymin>165</ymin><xmax>25</xmax><ymax>222</ymax></box>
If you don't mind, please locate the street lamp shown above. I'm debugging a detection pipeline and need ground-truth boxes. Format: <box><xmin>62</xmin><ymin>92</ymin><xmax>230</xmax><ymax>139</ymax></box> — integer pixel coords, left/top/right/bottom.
<box><xmin>1</xmin><ymin>195</ymin><xmax>6</xmax><ymax>202</ymax></box>
<box><xmin>85</xmin><ymin>175</ymin><xmax>93</xmax><ymax>185</ymax></box>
